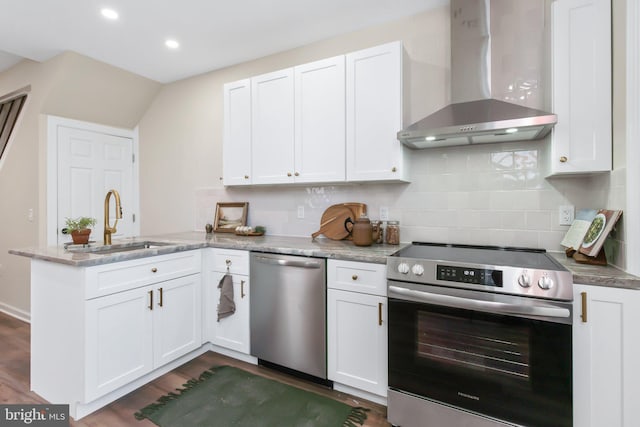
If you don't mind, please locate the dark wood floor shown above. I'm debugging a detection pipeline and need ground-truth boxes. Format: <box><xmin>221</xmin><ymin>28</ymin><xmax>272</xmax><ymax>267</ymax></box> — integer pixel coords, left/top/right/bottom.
<box><xmin>0</xmin><ymin>311</ymin><xmax>390</xmax><ymax>426</ymax></box>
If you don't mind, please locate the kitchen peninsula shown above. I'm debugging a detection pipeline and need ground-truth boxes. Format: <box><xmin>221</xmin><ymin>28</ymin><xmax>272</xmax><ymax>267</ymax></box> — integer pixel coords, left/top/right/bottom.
<box><xmin>11</xmin><ymin>233</ymin><xmax>640</xmax><ymax>423</ymax></box>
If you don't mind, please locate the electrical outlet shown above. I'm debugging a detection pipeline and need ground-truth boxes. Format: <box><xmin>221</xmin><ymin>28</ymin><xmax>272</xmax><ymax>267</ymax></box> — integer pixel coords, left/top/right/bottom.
<box><xmin>297</xmin><ymin>206</ymin><xmax>304</xmax><ymax>219</ymax></box>
<box><xmin>27</xmin><ymin>208</ymin><xmax>34</xmax><ymax>222</ymax></box>
<box><xmin>558</xmin><ymin>205</ymin><xmax>575</xmax><ymax>225</ymax></box>
<box><xmin>379</xmin><ymin>206</ymin><xmax>389</xmax><ymax>221</ymax></box>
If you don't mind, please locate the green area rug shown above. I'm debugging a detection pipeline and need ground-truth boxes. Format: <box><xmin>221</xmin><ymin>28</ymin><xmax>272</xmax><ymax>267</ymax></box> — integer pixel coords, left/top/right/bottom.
<box><xmin>134</xmin><ymin>365</ymin><xmax>368</xmax><ymax>427</ymax></box>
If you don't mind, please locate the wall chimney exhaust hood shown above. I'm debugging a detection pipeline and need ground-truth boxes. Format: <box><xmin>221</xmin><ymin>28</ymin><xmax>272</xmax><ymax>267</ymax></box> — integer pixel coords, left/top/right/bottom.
<box><xmin>398</xmin><ymin>0</ymin><xmax>556</xmax><ymax>149</ymax></box>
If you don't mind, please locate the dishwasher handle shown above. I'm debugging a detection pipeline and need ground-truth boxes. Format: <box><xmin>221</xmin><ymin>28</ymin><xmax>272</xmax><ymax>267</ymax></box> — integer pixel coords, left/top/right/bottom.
<box><xmin>253</xmin><ymin>255</ymin><xmax>322</xmax><ymax>269</ymax></box>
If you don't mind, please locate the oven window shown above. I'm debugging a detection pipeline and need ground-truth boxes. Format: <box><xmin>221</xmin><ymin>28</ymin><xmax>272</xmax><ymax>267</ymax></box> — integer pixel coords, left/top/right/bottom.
<box><xmin>418</xmin><ymin>311</ymin><xmax>531</xmax><ymax>380</ymax></box>
<box><xmin>389</xmin><ymin>298</ymin><xmax>572</xmax><ymax>427</ymax></box>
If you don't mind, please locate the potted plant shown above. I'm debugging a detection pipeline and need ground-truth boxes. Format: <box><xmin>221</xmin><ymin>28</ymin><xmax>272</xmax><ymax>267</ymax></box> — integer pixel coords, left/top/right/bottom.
<box><xmin>65</xmin><ymin>216</ymin><xmax>97</xmax><ymax>244</ymax></box>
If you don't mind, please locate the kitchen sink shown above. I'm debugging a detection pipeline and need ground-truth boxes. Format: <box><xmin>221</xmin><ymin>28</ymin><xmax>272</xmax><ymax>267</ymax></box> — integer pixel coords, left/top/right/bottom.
<box><xmin>65</xmin><ymin>241</ymin><xmax>176</xmax><ymax>255</ymax></box>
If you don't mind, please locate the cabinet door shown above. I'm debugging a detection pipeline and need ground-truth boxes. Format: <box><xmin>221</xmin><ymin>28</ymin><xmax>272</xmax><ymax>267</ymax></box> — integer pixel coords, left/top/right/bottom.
<box><xmin>85</xmin><ymin>285</ymin><xmax>153</xmax><ymax>401</ymax></box>
<box><xmin>223</xmin><ymin>79</ymin><xmax>252</xmax><ymax>185</ymax></box>
<box><xmin>346</xmin><ymin>41</ymin><xmax>407</xmax><ymax>182</ymax></box>
<box><xmin>294</xmin><ymin>56</ymin><xmax>346</xmax><ymax>183</ymax></box>
<box><xmin>251</xmin><ymin>68</ymin><xmax>295</xmax><ymax>184</ymax></box>
<box><xmin>550</xmin><ymin>0</ymin><xmax>611</xmax><ymax>175</ymax></box>
<box><xmin>573</xmin><ymin>284</ymin><xmax>640</xmax><ymax>427</ymax></box>
<box><xmin>327</xmin><ymin>289</ymin><xmax>387</xmax><ymax>396</ymax></box>
<box><xmin>153</xmin><ymin>274</ymin><xmax>202</xmax><ymax>367</ymax></box>
<box><xmin>208</xmin><ymin>271</ymin><xmax>250</xmax><ymax>354</ymax></box>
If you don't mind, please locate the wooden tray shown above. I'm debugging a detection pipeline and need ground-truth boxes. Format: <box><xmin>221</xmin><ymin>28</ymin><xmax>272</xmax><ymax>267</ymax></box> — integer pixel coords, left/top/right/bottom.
<box><xmin>235</xmin><ymin>231</ymin><xmax>265</xmax><ymax>236</ymax></box>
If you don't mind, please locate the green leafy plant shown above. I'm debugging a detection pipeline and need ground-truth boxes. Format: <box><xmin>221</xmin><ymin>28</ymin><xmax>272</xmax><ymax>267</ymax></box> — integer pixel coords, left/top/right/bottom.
<box><xmin>65</xmin><ymin>216</ymin><xmax>97</xmax><ymax>233</ymax></box>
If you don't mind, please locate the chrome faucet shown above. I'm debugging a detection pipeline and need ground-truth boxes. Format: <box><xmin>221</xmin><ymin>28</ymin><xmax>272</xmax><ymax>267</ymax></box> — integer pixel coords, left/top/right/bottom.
<box><xmin>104</xmin><ymin>189</ymin><xmax>122</xmax><ymax>245</ymax></box>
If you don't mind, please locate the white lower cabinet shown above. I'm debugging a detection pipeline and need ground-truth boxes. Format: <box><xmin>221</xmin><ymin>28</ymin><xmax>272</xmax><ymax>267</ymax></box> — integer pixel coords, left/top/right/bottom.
<box><xmin>30</xmin><ymin>250</ymin><xmax>202</xmax><ymax>420</ymax></box>
<box><xmin>203</xmin><ymin>248</ymin><xmax>251</xmax><ymax>356</ymax></box>
<box><xmin>573</xmin><ymin>284</ymin><xmax>640</xmax><ymax>427</ymax></box>
<box><xmin>327</xmin><ymin>260</ymin><xmax>387</xmax><ymax>401</ymax></box>
<box><xmin>86</xmin><ymin>274</ymin><xmax>201</xmax><ymax>401</ymax></box>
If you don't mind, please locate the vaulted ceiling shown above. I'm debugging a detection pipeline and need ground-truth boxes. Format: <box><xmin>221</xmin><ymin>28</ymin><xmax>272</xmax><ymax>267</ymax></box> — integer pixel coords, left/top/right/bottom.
<box><xmin>0</xmin><ymin>0</ymin><xmax>446</xmax><ymax>83</ymax></box>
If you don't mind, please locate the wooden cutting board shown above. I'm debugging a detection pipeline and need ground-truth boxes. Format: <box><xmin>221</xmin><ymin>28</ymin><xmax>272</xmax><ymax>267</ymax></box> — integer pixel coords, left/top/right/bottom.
<box><xmin>311</xmin><ymin>205</ymin><xmax>353</xmax><ymax>240</ymax></box>
<box><xmin>311</xmin><ymin>203</ymin><xmax>368</xmax><ymax>240</ymax></box>
<box><xmin>341</xmin><ymin>202</ymin><xmax>367</xmax><ymax>220</ymax></box>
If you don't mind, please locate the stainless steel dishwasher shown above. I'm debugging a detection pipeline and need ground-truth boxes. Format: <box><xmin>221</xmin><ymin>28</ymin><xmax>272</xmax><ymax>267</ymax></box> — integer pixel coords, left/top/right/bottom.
<box><xmin>250</xmin><ymin>252</ymin><xmax>327</xmax><ymax>379</ymax></box>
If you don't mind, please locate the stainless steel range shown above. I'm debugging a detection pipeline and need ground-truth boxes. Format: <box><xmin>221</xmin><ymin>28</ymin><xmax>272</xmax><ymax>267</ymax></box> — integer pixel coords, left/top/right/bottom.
<box><xmin>387</xmin><ymin>243</ymin><xmax>573</xmax><ymax>427</ymax></box>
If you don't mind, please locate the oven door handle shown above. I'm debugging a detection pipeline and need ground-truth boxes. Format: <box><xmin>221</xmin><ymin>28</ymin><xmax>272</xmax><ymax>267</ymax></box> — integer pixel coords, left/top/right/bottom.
<box><xmin>388</xmin><ymin>285</ymin><xmax>571</xmax><ymax>318</ymax></box>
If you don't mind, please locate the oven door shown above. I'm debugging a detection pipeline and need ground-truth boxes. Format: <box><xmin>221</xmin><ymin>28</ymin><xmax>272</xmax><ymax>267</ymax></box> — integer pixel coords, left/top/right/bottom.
<box><xmin>388</xmin><ymin>281</ymin><xmax>572</xmax><ymax>427</ymax></box>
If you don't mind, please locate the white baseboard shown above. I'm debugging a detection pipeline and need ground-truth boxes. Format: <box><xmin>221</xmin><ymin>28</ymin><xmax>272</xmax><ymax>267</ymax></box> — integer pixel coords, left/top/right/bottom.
<box><xmin>0</xmin><ymin>301</ymin><xmax>30</xmax><ymax>323</ymax></box>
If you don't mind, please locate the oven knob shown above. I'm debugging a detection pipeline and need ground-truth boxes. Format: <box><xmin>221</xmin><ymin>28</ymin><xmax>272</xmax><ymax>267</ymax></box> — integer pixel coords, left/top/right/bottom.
<box><xmin>538</xmin><ymin>276</ymin><xmax>554</xmax><ymax>290</ymax></box>
<box><xmin>517</xmin><ymin>274</ymin><xmax>531</xmax><ymax>288</ymax></box>
<box><xmin>411</xmin><ymin>264</ymin><xmax>425</xmax><ymax>276</ymax></box>
<box><xmin>397</xmin><ymin>262</ymin><xmax>410</xmax><ymax>274</ymax></box>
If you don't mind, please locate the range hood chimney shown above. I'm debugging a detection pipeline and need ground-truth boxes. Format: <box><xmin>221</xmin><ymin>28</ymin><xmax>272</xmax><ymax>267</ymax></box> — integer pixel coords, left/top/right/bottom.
<box><xmin>398</xmin><ymin>0</ymin><xmax>556</xmax><ymax>149</ymax></box>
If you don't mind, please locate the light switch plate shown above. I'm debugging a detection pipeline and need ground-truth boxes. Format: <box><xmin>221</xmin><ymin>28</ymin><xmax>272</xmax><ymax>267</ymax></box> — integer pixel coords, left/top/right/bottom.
<box><xmin>297</xmin><ymin>206</ymin><xmax>304</xmax><ymax>219</ymax></box>
<box><xmin>380</xmin><ymin>206</ymin><xmax>389</xmax><ymax>221</ymax></box>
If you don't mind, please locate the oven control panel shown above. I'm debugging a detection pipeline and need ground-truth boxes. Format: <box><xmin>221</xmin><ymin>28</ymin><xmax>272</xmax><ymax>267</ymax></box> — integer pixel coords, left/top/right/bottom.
<box><xmin>436</xmin><ymin>265</ymin><xmax>503</xmax><ymax>287</ymax></box>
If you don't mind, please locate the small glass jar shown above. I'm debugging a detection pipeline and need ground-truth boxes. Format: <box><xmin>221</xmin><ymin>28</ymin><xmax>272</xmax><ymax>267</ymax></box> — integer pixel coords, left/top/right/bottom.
<box><xmin>385</xmin><ymin>220</ymin><xmax>400</xmax><ymax>245</ymax></box>
<box><xmin>371</xmin><ymin>220</ymin><xmax>382</xmax><ymax>244</ymax></box>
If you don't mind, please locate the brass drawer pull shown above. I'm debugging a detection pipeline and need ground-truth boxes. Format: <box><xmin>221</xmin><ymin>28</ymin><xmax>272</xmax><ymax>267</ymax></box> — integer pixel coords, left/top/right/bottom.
<box><xmin>148</xmin><ymin>290</ymin><xmax>153</xmax><ymax>310</ymax></box>
<box><xmin>159</xmin><ymin>287</ymin><xmax>163</xmax><ymax>307</ymax></box>
<box><xmin>151</xmin><ymin>267</ymin><xmax>158</xmax><ymax>273</ymax></box>
<box><xmin>560</xmin><ymin>156</ymin><xmax>568</xmax><ymax>163</ymax></box>
<box><xmin>241</xmin><ymin>280</ymin><xmax>246</xmax><ymax>298</ymax></box>
<box><xmin>580</xmin><ymin>291</ymin><xmax>587</xmax><ymax>323</ymax></box>
<box><xmin>352</xmin><ymin>274</ymin><xmax>358</xmax><ymax>281</ymax></box>
<box><xmin>378</xmin><ymin>302</ymin><xmax>383</xmax><ymax>326</ymax></box>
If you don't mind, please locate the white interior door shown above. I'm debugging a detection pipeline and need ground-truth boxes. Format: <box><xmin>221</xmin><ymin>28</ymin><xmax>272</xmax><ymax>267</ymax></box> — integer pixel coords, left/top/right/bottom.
<box><xmin>57</xmin><ymin>125</ymin><xmax>134</xmax><ymax>245</ymax></box>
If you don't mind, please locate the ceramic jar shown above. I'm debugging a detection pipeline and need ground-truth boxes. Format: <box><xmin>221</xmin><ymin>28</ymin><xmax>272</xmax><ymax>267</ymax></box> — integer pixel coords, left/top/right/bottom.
<box><xmin>346</xmin><ymin>215</ymin><xmax>373</xmax><ymax>246</ymax></box>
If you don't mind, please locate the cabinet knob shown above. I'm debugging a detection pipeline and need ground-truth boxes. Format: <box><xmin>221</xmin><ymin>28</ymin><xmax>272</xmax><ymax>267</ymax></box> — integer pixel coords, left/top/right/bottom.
<box><xmin>560</xmin><ymin>156</ymin><xmax>568</xmax><ymax>163</ymax></box>
<box><xmin>294</xmin><ymin>172</ymin><xmax>299</xmax><ymax>177</ymax></box>
<box><xmin>287</xmin><ymin>172</ymin><xmax>292</xmax><ymax>177</ymax></box>
<box><xmin>391</xmin><ymin>167</ymin><xmax>397</xmax><ymax>172</ymax></box>
<box><xmin>352</xmin><ymin>274</ymin><xmax>358</xmax><ymax>281</ymax></box>
<box><xmin>244</xmin><ymin>175</ymin><xmax>249</xmax><ymax>179</ymax></box>
<box><xmin>151</xmin><ymin>267</ymin><xmax>158</xmax><ymax>273</ymax></box>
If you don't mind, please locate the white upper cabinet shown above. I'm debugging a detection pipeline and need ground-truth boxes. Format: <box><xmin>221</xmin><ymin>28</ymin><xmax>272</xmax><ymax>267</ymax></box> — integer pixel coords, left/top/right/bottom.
<box><xmin>346</xmin><ymin>41</ymin><xmax>408</xmax><ymax>182</ymax></box>
<box><xmin>251</xmin><ymin>68</ymin><xmax>295</xmax><ymax>184</ymax></box>
<box><xmin>550</xmin><ymin>0</ymin><xmax>611</xmax><ymax>176</ymax></box>
<box><xmin>222</xmin><ymin>41</ymin><xmax>408</xmax><ymax>186</ymax></box>
<box><xmin>294</xmin><ymin>56</ymin><xmax>346</xmax><ymax>183</ymax></box>
<box><xmin>223</xmin><ymin>79</ymin><xmax>252</xmax><ymax>185</ymax></box>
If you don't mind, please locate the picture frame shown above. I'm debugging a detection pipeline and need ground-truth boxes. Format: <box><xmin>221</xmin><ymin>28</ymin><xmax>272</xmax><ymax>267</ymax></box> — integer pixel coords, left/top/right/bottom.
<box><xmin>213</xmin><ymin>202</ymin><xmax>248</xmax><ymax>233</ymax></box>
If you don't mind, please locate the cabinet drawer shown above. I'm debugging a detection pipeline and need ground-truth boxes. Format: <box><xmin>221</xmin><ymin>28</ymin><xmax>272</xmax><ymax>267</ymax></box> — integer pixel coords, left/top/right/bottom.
<box><xmin>85</xmin><ymin>250</ymin><xmax>202</xmax><ymax>299</ymax></box>
<box><xmin>327</xmin><ymin>259</ymin><xmax>386</xmax><ymax>296</ymax></box>
<box><xmin>208</xmin><ymin>248</ymin><xmax>249</xmax><ymax>275</ymax></box>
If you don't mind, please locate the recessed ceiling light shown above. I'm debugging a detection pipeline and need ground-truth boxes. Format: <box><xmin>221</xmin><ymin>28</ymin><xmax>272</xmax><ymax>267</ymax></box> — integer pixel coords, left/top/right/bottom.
<box><xmin>506</xmin><ymin>128</ymin><xmax>519</xmax><ymax>133</ymax></box>
<box><xmin>165</xmin><ymin>39</ymin><xmax>180</xmax><ymax>49</ymax></box>
<box><xmin>101</xmin><ymin>8</ymin><xmax>119</xmax><ymax>20</ymax></box>
<box><xmin>425</xmin><ymin>136</ymin><xmax>436</xmax><ymax>141</ymax></box>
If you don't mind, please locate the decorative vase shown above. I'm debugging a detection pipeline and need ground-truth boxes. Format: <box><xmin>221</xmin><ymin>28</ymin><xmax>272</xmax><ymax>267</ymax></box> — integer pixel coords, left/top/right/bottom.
<box><xmin>71</xmin><ymin>229</ymin><xmax>92</xmax><ymax>245</ymax></box>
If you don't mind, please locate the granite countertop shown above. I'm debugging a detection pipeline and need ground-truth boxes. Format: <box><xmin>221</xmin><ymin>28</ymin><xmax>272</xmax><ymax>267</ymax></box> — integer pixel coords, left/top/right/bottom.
<box><xmin>9</xmin><ymin>232</ymin><xmax>406</xmax><ymax>267</ymax></box>
<box><xmin>550</xmin><ymin>253</ymin><xmax>640</xmax><ymax>290</ymax></box>
<box><xmin>10</xmin><ymin>232</ymin><xmax>639</xmax><ymax>290</ymax></box>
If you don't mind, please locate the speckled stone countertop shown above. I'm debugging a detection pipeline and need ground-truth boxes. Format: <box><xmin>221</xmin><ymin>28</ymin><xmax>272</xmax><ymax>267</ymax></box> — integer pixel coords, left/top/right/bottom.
<box><xmin>10</xmin><ymin>233</ymin><xmax>639</xmax><ymax>290</ymax></box>
<box><xmin>550</xmin><ymin>253</ymin><xmax>640</xmax><ymax>290</ymax></box>
<box><xmin>9</xmin><ymin>232</ymin><xmax>406</xmax><ymax>267</ymax></box>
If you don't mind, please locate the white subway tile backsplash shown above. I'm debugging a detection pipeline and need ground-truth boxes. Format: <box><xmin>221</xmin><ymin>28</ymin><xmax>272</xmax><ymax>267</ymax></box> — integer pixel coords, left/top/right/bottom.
<box><xmin>196</xmin><ymin>141</ymin><xmax>625</xmax><ymax>267</ymax></box>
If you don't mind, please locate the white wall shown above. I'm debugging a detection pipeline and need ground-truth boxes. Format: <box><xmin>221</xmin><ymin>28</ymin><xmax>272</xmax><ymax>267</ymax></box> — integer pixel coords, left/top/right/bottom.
<box><xmin>140</xmin><ymin>5</ymin><xmax>627</xmax><ymax>269</ymax></box>
<box><xmin>0</xmin><ymin>52</ymin><xmax>160</xmax><ymax>318</ymax></box>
